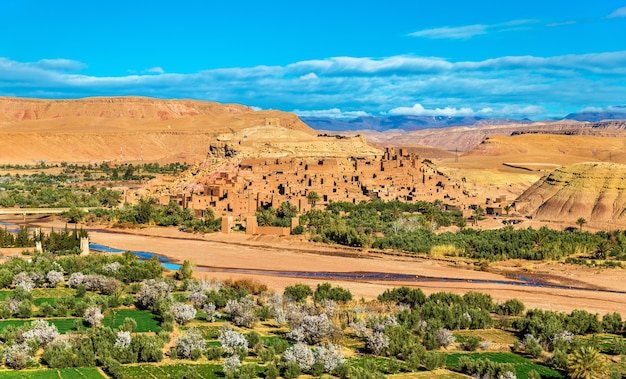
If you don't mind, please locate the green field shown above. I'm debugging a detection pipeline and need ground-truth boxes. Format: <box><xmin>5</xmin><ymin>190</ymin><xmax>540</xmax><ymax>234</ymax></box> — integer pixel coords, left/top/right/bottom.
<box><xmin>102</xmin><ymin>309</ymin><xmax>160</xmax><ymax>332</ymax></box>
<box><xmin>0</xmin><ymin>309</ymin><xmax>159</xmax><ymax>334</ymax></box>
<box><xmin>0</xmin><ymin>367</ymin><xmax>105</xmax><ymax>378</ymax></box>
<box><xmin>446</xmin><ymin>352</ymin><xmax>563</xmax><ymax>379</ymax></box>
<box><xmin>119</xmin><ymin>363</ymin><xmax>222</xmax><ymax>379</ymax></box>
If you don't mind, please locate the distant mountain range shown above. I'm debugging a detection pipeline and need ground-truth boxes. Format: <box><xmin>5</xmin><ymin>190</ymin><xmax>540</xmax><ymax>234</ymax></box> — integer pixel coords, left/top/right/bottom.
<box><xmin>564</xmin><ymin>106</ymin><xmax>626</xmax><ymax>122</ymax></box>
<box><xmin>301</xmin><ymin>109</ymin><xmax>626</xmax><ymax>132</ymax></box>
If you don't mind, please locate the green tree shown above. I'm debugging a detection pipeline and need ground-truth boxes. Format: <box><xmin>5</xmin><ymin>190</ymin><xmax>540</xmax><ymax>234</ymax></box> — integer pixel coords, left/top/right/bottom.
<box><xmin>567</xmin><ymin>346</ymin><xmax>605</xmax><ymax>379</ymax></box>
<box><xmin>471</xmin><ymin>206</ymin><xmax>485</xmax><ymax>226</ymax></box>
<box><xmin>307</xmin><ymin>191</ymin><xmax>320</xmax><ymax>208</ymax></box>
<box><xmin>576</xmin><ymin>217</ymin><xmax>587</xmax><ymax>232</ymax></box>
<box><xmin>65</xmin><ymin>206</ymin><xmax>85</xmax><ymax>223</ymax></box>
<box><xmin>284</xmin><ymin>283</ymin><xmax>312</xmax><ymax>303</ymax></box>
<box><xmin>175</xmin><ymin>260</ymin><xmax>194</xmax><ymax>281</ymax></box>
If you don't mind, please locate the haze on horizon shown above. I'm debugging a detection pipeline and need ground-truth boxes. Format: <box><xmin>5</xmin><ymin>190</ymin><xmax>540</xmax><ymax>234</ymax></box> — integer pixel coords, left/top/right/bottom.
<box><xmin>1</xmin><ymin>0</ymin><xmax>625</xmax><ymax>121</ymax></box>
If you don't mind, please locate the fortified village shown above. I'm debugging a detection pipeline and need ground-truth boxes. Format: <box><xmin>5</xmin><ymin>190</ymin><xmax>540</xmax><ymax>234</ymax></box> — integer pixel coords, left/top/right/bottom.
<box><xmin>150</xmin><ymin>119</ymin><xmax>509</xmax><ymax>233</ymax></box>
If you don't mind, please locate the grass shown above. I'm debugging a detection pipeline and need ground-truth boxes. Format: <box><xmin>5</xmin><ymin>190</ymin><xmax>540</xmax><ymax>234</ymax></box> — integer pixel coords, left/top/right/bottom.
<box><xmin>446</xmin><ymin>352</ymin><xmax>563</xmax><ymax>379</ymax></box>
<box><xmin>387</xmin><ymin>369</ymin><xmax>470</xmax><ymax>378</ymax></box>
<box><xmin>0</xmin><ymin>367</ymin><xmax>105</xmax><ymax>378</ymax></box>
<box><xmin>102</xmin><ymin>309</ymin><xmax>160</xmax><ymax>332</ymax></box>
<box><xmin>452</xmin><ymin>329</ymin><xmax>517</xmax><ymax>345</ymax></box>
<box><xmin>0</xmin><ymin>309</ymin><xmax>159</xmax><ymax>334</ymax></box>
<box><xmin>119</xmin><ymin>363</ymin><xmax>222</xmax><ymax>379</ymax></box>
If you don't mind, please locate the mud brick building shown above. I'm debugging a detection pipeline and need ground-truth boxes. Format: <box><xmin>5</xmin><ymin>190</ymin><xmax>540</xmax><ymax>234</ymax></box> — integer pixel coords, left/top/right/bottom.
<box><xmin>161</xmin><ymin>148</ymin><xmax>473</xmax><ymax>221</ymax></box>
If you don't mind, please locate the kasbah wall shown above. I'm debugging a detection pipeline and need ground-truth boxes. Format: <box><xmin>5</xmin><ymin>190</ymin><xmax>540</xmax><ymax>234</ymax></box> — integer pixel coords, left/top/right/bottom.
<box><xmin>156</xmin><ymin>147</ymin><xmax>511</xmax><ymax>234</ymax></box>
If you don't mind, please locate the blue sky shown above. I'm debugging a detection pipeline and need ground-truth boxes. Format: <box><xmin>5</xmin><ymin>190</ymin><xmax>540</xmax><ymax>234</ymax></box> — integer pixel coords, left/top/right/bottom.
<box><xmin>1</xmin><ymin>0</ymin><xmax>625</xmax><ymax>119</ymax></box>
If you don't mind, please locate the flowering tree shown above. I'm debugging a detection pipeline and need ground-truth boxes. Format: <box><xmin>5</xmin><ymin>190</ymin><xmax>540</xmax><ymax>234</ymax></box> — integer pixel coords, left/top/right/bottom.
<box><xmin>287</xmin><ymin>313</ymin><xmax>337</xmax><ymax>344</ymax></box>
<box><xmin>137</xmin><ymin>279</ymin><xmax>173</xmax><ymax>310</ymax></box>
<box><xmin>84</xmin><ymin>306</ymin><xmax>104</xmax><ymax>327</ymax></box>
<box><xmin>223</xmin><ymin>354</ymin><xmax>242</xmax><ymax>376</ymax></box>
<box><xmin>283</xmin><ymin>342</ymin><xmax>315</xmax><ymax>370</ymax></box>
<box><xmin>203</xmin><ymin>303</ymin><xmax>221</xmax><ymax>322</ymax></box>
<box><xmin>174</xmin><ymin>328</ymin><xmax>206</xmax><ymax>359</ymax></box>
<box><xmin>23</xmin><ymin>320</ymin><xmax>59</xmax><ymax>347</ymax></box>
<box><xmin>115</xmin><ymin>331</ymin><xmax>132</xmax><ymax>348</ymax></box>
<box><xmin>46</xmin><ymin>270</ymin><xmax>64</xmax><ymax>288</ymax></box>
<box><xmin>218</xmin><ymin>326</ymin><xmax>248</xmax><ymax>355</ymax></box>
<box><xmin>12</xmin><ymin>272</ymin><xmax>34</xmax><ymax>292</ymax></box>
<box><xmin>171</xmin><ymin>302</ymin><xmax>196</xmax><ymax>325</ymax></box>
<box><xmin>313</xmin><ymin>342</ymin><xmax>344</xmax><ymax>372</ymax></box>
<box><xmin>224</xmin><ymin>297</ymin><xmax>258</xmax><ymax>328</ymax></box>
<box><xmin>434</xmin><ymin>328</ymin><xmax>456</xmax><ymax>348</ymax></box>
<box><xmin>366</xmin><ymin>331</ymin><xmax>389</xmax><ymax>355</ymax></box>
<box><xmin>2</xmin><ymin>343</ymin><xmax>32</xmax><ymax>370</ymax></box>
<box><xmin>104</xmin><ymin>262</ymin><xmax>122</xmax><ymax>273</ymax></box>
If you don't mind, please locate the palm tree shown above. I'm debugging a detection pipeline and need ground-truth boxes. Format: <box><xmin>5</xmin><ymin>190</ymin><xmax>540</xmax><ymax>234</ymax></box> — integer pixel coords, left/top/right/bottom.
<box><xmin>576</xmin><ymin>217</ymin><xmax>587</xmax><ymax>232</ymax></box>
<box><xmin>471</xmin><ymin>206</ymin><xmax>484</xmax><ymax>226</ymax></box>
<box><xmin>567</xmin><ymin>345</ymin><xmax>605</xmax><ymax>379</ymax></box>
<box><xmin>504</xmin><ymin>205</ymin><xmax>511</xmax><ymax>216</ymax></box>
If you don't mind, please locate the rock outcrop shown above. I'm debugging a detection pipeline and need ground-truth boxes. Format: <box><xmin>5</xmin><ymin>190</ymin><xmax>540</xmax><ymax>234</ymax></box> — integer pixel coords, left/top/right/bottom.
<box><xmin>515</xmin><ymin>162</ymin><xmax>626</xmax><ymax>223</ymax></box>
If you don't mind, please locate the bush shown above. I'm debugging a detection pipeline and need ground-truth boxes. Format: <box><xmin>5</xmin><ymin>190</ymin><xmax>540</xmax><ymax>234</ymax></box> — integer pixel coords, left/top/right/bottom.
<box><xmin>314</xmin><ymin>282</ymin><xmax>352</xmax><ymax>303</ymax></box>
<box><xmin>463</xmin><ymin>335</ymin><xmax>482</xmax><ymax>351</ymax></box>
<box><xmin>423</xmin><ymin>351</ymin><xmax>446</xmax><ymax>370</ymax></box>
<box><xmin>284</xmin><ymin>283</ymin><xmax>313</xmax><ymax>303</ymax></box>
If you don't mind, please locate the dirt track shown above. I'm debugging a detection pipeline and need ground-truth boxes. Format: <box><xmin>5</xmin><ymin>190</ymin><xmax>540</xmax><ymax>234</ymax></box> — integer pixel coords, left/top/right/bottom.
<box><xmin>12</xmin><ymin>216</ymin><xmax>624</xmax><ymax>316</ymax></box>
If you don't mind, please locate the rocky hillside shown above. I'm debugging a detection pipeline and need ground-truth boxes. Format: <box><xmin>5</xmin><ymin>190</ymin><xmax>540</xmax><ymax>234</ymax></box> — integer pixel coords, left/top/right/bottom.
<box><xmin>0</xmin><ymin>97</ymin><xmax>330</xmax><ymax>164</ymax></box>
<box><xmin>515</xmin><ymin>162</ymin><xmax>626</xmax><ymax>223</ymax></box>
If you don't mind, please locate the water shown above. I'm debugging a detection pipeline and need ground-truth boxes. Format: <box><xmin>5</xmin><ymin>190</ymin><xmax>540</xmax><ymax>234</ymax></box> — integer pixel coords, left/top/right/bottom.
<box><xmin>89</xmin><ymin>243</ymin><xmax>181</xmax><ymax>270</ymax></box>
<box><xmin>0</xmin><ymin>221</ymin><xmax>20</xmax><ymax>233</ymax></box>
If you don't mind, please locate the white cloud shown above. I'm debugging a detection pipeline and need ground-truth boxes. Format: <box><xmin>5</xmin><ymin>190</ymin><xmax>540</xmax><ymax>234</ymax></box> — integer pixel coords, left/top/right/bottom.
<box><xmin>389</xmin><ymin>103</ymin><xmax>476</xmax><ymax>116</ymax></box>
<box><xmin>607</xmin><ymin>6</ymin><xmax>626</xmax><ymax>19</ymax></box>
<box><xmin>579</xmin><ymin>105</ymin><xmax>626</xmax><ymax>113</ymax></box>
<box><xmin>0</xmin><ymin>51</ymin><xmax>624</xmax><ymax>120</ymax></box>
<box><xmin>409</xmin><ymin>24</ymin><xmax>487</xmax><ymax>39</ymax></box>
<box><xmin>299</xmin><ymin>72</ymin><xmax>318</xmax><ymax>81</ymax></box>
<box><xmin>410</xmin><ymin>19</ymin><xmax>536</xmax><ymax>40</ymax></box>
<box><xmin>293</xmin><ymin>108</ymin><xmax>370</xmax><ymax>119</ymax></box>
<box><xmin>388</xmin><ymin>103</ymin><xmax>545</xmax><ymax>118</ymax></box>
<box><xmin>146</xmin><ymin>66</ymin><xmax>165</xmax><ymax>74</ymax></box>
<box><xmin>34</xmin><ymin>59</ymin><xmax>87</xmax><ymax>72</ymax></box>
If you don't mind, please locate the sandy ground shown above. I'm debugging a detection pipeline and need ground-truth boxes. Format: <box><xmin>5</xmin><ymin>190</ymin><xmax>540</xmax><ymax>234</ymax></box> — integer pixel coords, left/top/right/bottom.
<box><xmin>4</xmin><ymin>215</ymin><xmax>624</xmax><ymax>316</ymax></box>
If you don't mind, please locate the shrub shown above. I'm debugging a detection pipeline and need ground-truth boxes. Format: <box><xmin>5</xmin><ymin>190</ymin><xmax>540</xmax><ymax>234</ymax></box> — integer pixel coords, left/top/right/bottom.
<box><xmin>434</xmin><ymin>328</ymin><xmax>456</xmax><ymax>348</ymax></box>
<box><xmin>284</xmin><ymin>283</ymin><xmax>313</xmax><ymax>303</ymax></box>
<box><xmin>423</xmin><ymin>351</ymin><xmax>446</xmax><ymax>370</ymax></box>
<box><xmin>463</xmin><ymin>335</ymin><xmax>482</xmax><ymax>351</ymax></box>
<box><xmin>314</xmin><ymin>282</ymin><xmax>352</xmax><ymax>303</ymax></box>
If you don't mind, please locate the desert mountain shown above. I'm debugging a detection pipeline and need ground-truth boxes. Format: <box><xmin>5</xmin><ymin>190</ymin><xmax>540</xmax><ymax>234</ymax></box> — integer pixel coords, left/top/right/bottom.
<box><xmin>515</xmin><ymin>162</ymin><xmax>626</xmax><ymax>224</ymax></box>
<box><xmin>302</xmin><ymin>115</ymin><xmax>531</xmax><ymax>132</ymax></box>
<box><xmin>0</xmin><ymin>97</ymin><xmax>378</xmax><ymax>164</ymax></box>
<box><xmin>343</xmin><ymin>120</ymin><xmax>626</xmax><ymax>152</ymax></box>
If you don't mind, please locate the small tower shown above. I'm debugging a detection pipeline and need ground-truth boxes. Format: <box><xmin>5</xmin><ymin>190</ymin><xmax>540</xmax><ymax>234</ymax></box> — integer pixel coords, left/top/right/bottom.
<box><xmin>80</xmin><ymin>237</ymin><xmax>90</xmax><ymax>256</ymax></box>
